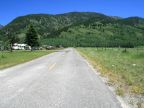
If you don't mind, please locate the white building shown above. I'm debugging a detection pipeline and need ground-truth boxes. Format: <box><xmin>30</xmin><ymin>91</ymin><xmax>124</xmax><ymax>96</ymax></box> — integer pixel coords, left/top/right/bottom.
<box><xmin>12</xmin><ymin>43</ymin><xmax>31</xmax><ymax>50</ymax></box>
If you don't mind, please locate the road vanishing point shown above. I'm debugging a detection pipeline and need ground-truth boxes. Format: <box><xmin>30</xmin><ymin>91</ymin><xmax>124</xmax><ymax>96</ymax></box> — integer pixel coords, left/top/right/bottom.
<box><xmin>0</xmin><ymin>48</ymin><xmax>122</xmax><ymax>108</ymax></box>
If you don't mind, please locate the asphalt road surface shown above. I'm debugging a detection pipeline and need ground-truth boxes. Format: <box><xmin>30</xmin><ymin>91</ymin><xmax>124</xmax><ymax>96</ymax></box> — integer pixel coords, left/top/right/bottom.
<box><xmin>0</xmin><ymin>48</ymin><xmax>122</xmax><ymax>108</ymax></box>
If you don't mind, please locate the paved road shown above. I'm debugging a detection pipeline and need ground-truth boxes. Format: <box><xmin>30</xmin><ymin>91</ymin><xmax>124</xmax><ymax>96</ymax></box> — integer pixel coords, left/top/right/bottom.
<box><xmin>0</xmin><ymin>48</ymin><xmax>122</xmax><ymax>108</ymax></box>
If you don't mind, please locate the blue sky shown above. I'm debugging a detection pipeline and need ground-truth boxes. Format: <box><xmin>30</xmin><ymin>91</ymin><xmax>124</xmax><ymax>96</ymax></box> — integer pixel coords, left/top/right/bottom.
<box><xmin>0</xmin><ymin>0</ymin><xmax>144</xmax><ymax>25</ymax></box>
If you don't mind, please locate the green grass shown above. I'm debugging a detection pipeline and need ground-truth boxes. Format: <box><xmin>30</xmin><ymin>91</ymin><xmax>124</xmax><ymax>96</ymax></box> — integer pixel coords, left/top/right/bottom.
<box><xmin>77</xmin><ymin>48</ymin><xmax>144</xmax><ymax>95</ymax></box>
<box><xmin>0</xmin><ymin>50</ymin><xmax>55</xmax><ymax>69</ymax></box>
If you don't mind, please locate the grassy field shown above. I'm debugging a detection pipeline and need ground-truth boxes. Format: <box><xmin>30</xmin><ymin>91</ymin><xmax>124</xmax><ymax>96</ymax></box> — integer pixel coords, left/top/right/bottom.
<box><xmin>77</xmin><ymin>48</ymin><xmax>144</xmax><ymax>95</ymax></box>
<box><xmin>0</xmin><ymin>50</ymin><xmax>55</xmax><ymax>69</ymax></box>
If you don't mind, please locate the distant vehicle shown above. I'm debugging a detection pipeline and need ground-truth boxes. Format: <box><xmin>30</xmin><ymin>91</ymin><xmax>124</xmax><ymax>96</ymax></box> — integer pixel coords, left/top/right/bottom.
<box><xmin>46</xmin><ymin>46</ymin><xmax>56</xmax><ymax>50</ymax></box>
<box><xmin>12</xmin><ymin>43</ymin><xmax>31</xmax><ymax>50</ymax></box>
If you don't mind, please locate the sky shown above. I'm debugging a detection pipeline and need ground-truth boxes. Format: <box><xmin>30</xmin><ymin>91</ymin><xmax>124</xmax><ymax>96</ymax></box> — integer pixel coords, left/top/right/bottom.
<box><xmin>0</xmin><ymin>0</ymin><xmax>144</xmax><ymax>25</ymax></box>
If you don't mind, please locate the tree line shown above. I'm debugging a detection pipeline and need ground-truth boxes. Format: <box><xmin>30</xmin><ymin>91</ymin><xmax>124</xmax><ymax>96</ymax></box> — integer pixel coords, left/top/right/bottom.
<box><xmin>0</xmin><ymin>25</ymin><xmax>39</xmax><ymax>52</ymax></box>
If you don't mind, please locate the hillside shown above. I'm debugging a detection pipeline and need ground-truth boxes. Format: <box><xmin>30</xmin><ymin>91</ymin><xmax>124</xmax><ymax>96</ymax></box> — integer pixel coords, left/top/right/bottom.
<box><xmin>116</xmin><ymin>17</ymin><xmax>144</xmax><ymax>30</ymax></box>
<box><xmin>42</xmin><ymin>21</ymin><xmax>144</xmax><ymax>47</ymax></box>
<box><xmin>0</xmin><ymin>12</ymin><xmax>144</xmax><ymax>47</ymax></box>
<box><xmin>1</xmin><ymin>12</ymin><xmax>113</xmax><ymax>37</ymax></box>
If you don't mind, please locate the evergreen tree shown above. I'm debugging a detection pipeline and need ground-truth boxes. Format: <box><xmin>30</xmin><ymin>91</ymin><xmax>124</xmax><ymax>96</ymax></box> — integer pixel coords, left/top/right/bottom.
<box><xmin>5</xmin><ymin>30</ymin><xmax>19</xmax><ymax>52</ymax></box>
<box><xmin>9</xmin><ymin>34</ymin><xmax>19</xmax><ymax>52</ymax></box>
<box><xmin>25</xmin><ymin>25</ymin><xmax>39</xmax><ymax>50</ymax></box>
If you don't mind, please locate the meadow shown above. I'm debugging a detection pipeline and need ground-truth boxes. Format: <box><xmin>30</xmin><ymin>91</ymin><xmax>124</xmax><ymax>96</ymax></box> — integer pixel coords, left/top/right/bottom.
<box><xmin>77</xmin><ymin>48</ymin><xmax>144</xmax><ymax>95</ymax></box>
<box><xmin>0</xmin><ymin>50</ymin><xmax>54</xmax><ymax>69</ymax></box>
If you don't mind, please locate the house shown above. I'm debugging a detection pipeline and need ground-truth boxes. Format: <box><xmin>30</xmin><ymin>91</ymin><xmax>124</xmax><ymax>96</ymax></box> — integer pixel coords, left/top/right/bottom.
<box><xmin>12</xmin><ymin>43</ymin><xmax>31</xmax><ymax>50</ymax></box>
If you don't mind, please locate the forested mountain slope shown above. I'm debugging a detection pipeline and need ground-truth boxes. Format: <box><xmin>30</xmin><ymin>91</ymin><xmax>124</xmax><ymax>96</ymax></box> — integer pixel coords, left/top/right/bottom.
<box><xmin>0</xmin><ymin>12</ymin><xmax>144</xmax><ymax>47</ymax></box>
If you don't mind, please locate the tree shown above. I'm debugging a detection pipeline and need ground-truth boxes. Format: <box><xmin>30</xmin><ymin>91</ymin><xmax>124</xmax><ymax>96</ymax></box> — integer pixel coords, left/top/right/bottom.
<box><xmin>25</xmin><ymin>25</ymin><xmax>39</xmax><ymax>50</ymax></box>
<box><xmin>5</xmin><ymin>30</ymin><xmax>19</xmax><ymax>52</ymax></box>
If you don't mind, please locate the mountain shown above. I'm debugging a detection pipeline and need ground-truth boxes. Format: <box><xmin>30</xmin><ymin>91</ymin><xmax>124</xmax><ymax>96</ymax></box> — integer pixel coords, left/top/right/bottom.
<box><xmin>42</xmin><ymin>19</ymin><xmax>144</xmax><ymax>47</ymax></box>
<box><xmin>0</xmin><ymin>12</ymin><xmax>116</xmax><ymax>37</ymax></box>
<box><xmin>0</xmin><ymin>12</ymin><xmax>144</xmax><ymax>47</ymax></box>
<box><xmin>0</xmin><ymin>24</ymin><xmax>3</xmax><ymax>29</ymax></box>
<box><xmin>118</xmin><ymin>17</ymin><xmax>144</xmax><ymax>25</ymax></box>
<box><xmin>117</xmin><ymin>17</ymin><xmax>144</xmax><ymax>30</ymax></box>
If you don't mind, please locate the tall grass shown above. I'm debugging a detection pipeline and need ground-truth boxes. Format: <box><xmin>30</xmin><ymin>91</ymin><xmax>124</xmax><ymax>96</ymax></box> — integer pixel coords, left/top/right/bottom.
<box><xmin>77</xmin><ymin>48</ymin><xmax>144</xmax><ymax>95</ymax></box>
